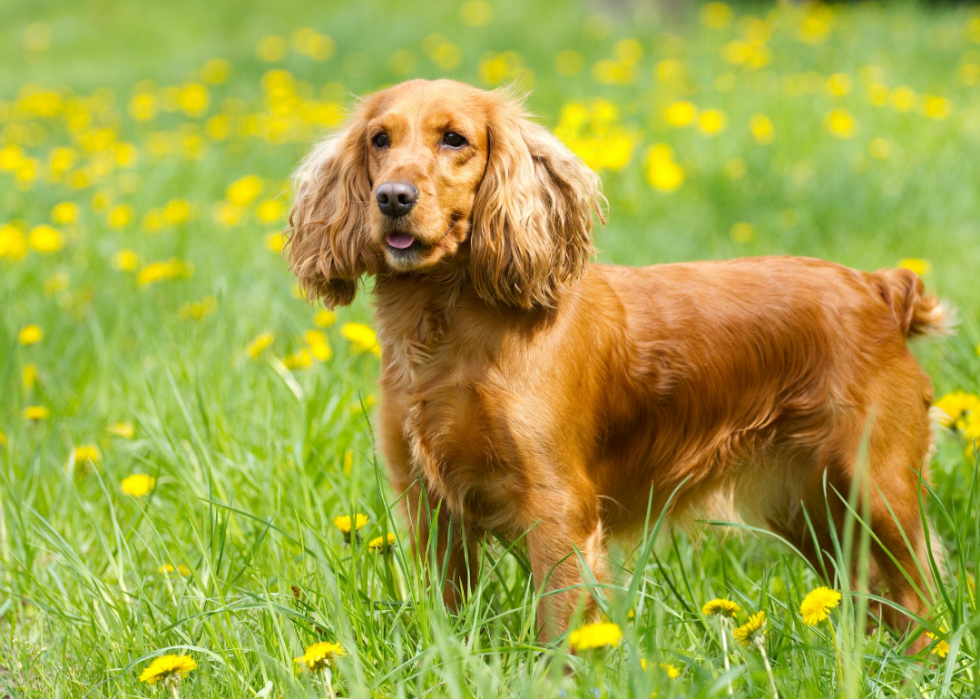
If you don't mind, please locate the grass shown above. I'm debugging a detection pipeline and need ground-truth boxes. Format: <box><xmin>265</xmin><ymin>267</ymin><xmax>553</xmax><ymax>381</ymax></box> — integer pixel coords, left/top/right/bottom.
<box><xmin>2</xmin><ymin>0</ymin><xmax>980</xmax><ymax>696</ymax></box>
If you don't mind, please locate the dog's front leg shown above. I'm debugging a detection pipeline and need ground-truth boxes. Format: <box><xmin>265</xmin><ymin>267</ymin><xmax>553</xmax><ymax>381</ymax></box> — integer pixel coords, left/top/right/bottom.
<box><xmin>526</xmin><ymin>504</ymin><xmax>608</xmax><ymax>642</ymax></box>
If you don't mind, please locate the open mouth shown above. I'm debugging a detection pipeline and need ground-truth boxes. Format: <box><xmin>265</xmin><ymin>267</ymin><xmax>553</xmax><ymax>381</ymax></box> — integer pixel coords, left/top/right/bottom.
<box><xmin>385</xmin><ymin>233</ymin><xmax>420</xmax><ymax>253</ymax></box>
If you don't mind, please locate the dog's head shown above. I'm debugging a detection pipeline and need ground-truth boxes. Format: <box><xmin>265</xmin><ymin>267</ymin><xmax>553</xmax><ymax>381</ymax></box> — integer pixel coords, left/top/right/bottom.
<box><xmin>287</xmin><ymin>79</ymin><xmax>605</xmax><ymax>309</ymax></box>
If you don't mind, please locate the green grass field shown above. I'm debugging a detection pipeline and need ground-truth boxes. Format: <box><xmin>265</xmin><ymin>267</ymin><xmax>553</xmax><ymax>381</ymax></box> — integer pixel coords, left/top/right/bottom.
<box><xmin>3</xmin><ymin>0</ymin><xmax>980</xmax><ymax>696</ymax></box>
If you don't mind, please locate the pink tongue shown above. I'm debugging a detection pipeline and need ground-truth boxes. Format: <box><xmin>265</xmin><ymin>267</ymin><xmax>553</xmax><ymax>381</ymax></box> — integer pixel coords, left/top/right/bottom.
<box><xmin>386</xmin><ymin>233</ymin><xmax>415</xmax><ymax>249</ymax></box>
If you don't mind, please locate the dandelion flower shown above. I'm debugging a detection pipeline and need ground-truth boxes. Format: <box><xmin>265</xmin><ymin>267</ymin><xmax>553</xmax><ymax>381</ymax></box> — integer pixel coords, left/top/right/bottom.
<box><xmin>23</xmin><ymin>406</ymin><xmax>49</xmax><ymax>421</ymax></box>
<box><xmin>18</xmin><ymin>325</ymin><xmax>43</xmax><ymax>345</ymax></box>
<box><xmin>333</xmin><ymin>514</ymin><xmax>369</xmax><ymax>534</ymax></box>
<box><xmin>927</xmin><ymin>632</ymin><xmax>950</xmax><ymax>658</ymax></box>
<box><xmin>138</xmin><ymin>654</ymin><xmax>197</xmax><ymax>685</ymax></box>
<box><xmin>72</xmin><ymin>444</ymin><xmax>100</xmax><ymax>463</ymax></box>
<box><xmin>733</xmin><ymin>611</ymin><xmax>766</xmax><ymax>646</ymax></box>
<box><xmin>899</xmin><ymin>258</ymin><xmax>931</xmax><ymax>276</ymax></box>
<box><xmin>664</xmin><ymin>101</ymin><xmax>697</xmax><ymax>128</ymax></box>
<box><xmin>702</xmin><ymin>598</ymin><xmax>741</xmax><ymax>618</ymax></box>
<box><xmin>641</xmin><ymin>658</ymin><xmax>682</xmax><ymax>678</ymax></box>
<box><xmin>825</xmin><ymin>108</ymin><xmax>856</xmax><ymax>139</ymax></box>
<box><xmin>568</xmin><ymin>621</ymin><xmax>622</xmax><ymax>651</ymax></box>
<box><xmin>934</xmin><ymin>391</ymin><xmax>980</xmax><ymax>427</ymax></box>
<box><xmin>294</xmin><ymin>641</ymin><xmax>345</xmax><ymax>672</ymax></box>
<box><xmin>697</xmin><ymin>108</ymin><xmax>728</xmax><ymax>135</ymax></box>
<box><xmin>121</xmin><ymin>474</ymin><xmax>156</xmax><ymax>497</ymax></box>
<box><xmin>22</xmin><ymin>363</ymin><xmax>37</xmax><ymax>390</ymax></box>
<box><xmin>800</xmin><ymin>586</ymin><xmax>842</xmax><ymax>625</ymax></box>
<box><xmin>28</xmin><ymin>225</ymin><xmax>63</xmax><ymax>253</ymax></box>
<box><xmin>341</xmin><ymin>323</ymin><xmax>381</xmax><ymax>355</ymax></box>
<box><xmin>111</xmin><ymin>249</ymin><xmax>140</xmax><ymax>271</ymax></box>
<box><xmin>314</xmin><ymin>309</ymin><xmax>336</xmax><ymax>328</ymax></box>
<box><xmin>283</xmin><ymin>348</ymin><xmax>313</xmax><ymax>370</ymax></box>
<box><xmin>159</xmin><ymin>563</ymin><xmax>191</xmax><ymax>576</ymax></box>
<box><xmin>368</xmin><ymin>532</ymin><xmax>397</xmax><ymax>552</ymax></box>
<box><xmin>305</xmin><ymin>330</ymin><xmax>332</xmax><ymax>361</ymax></box>
<box><xmin>108</xmin><ymin>422</ymin><xmax>135</xmax><ymax>438</ymax></box>
<box><xmin>246</xmin><ymin>332</ymin><xmax>275</xmax><ymax>359</ymax></box>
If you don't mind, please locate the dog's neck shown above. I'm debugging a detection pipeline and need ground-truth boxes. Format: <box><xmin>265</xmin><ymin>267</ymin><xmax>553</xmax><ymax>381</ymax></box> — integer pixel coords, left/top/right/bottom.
<box><xmin>371</xmin><ymin>263</ymin><xmax>470</xmax><ymax>385</ymax></box>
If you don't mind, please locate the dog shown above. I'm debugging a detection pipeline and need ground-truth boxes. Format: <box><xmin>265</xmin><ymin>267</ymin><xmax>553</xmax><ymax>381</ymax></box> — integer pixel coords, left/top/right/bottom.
<box><xmin>286</xmin><ymin>79</ymin><xmax>951</xmax><ymax>641</ymax></box>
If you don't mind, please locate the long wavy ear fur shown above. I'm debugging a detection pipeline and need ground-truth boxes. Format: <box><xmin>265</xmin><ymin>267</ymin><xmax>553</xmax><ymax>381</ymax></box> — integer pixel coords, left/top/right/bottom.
<box><xmin>286</xmin><ymin>102</ymin><xmax>376</xmax><ymax>308</ymax></box>
<box><xmin>470</xmin><ymin>93</ymin><xmax>606</xmax><ymax>309</ymax></box>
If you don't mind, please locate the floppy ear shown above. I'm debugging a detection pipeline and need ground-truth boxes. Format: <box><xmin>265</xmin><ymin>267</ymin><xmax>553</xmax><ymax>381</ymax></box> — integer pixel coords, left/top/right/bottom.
<box><xmin>286</xmin><ymin>108</ymin><xmax>376</xmax><ymax>308</ymax></box>
<box><xmin>470</xmin><ymin>95</ymin><xmax>606</xmax><ymax>309</ymax></box>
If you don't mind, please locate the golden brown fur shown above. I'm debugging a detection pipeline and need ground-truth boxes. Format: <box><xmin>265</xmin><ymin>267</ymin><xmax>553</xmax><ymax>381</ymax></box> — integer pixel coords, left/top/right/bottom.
<box><xmin>287</xmin><ymin>79</ymin><xmax>951</xmax><ymax>641</ymax></box>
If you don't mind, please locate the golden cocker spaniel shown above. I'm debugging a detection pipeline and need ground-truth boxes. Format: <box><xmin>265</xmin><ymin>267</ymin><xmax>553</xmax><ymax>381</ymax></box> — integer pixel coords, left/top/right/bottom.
<box><xmin>287</xmin><ymin>79</ymin><xmax>950</xmax><ymax>640</ymax></box>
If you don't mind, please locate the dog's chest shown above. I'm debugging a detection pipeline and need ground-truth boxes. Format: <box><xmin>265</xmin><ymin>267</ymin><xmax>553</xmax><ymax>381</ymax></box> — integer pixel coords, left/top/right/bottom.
<box><xmin>388</xmin><ymin>366</ymin><xmax>528</xmax><ymax>531</ymax></box>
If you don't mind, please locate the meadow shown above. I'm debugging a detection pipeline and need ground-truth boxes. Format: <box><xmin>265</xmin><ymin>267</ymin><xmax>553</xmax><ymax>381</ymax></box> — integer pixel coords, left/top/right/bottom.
<box><xmin>2</xmin><ymin>0</ymin><xmax>980</xmax><ymax>696</ymax></box>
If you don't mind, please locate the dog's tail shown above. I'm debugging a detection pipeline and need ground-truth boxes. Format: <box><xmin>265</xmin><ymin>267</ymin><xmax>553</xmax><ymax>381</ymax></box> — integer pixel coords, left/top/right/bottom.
<box><xmin>875</xmin><ymin>267</ymin><xmax>957</xmax><ymax>339</ymax></box>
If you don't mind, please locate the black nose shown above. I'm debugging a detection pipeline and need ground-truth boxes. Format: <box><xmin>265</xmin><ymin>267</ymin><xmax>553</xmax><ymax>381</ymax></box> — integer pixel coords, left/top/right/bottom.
<box><xmin>376</xmin><ymin>182</ymin><xmax>418</xmax><ymax>218</ymax></box>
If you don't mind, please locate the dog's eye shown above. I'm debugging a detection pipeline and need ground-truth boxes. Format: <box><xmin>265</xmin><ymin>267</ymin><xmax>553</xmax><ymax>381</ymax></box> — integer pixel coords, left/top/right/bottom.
<box><xmin>372</xmin><ymin>133</ymin><xmax>390</xmax><ymax>149</ymax></box>
<box><xmin>443</xmin><ymin>132</ymin><xmax>467</xmax><ymax>148</ymax></box>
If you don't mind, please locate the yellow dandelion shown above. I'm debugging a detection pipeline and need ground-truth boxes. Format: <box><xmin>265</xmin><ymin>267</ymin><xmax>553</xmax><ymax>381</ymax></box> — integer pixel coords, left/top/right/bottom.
<box><xmin>283</xmin><ymin>348</ymin><xmax>313</xmax><ymax>370</ymax></box>
<box><xmin>332</xmin><ymin>514</ymin><xmax>369</xmax><ymax>534</ymax></box>
<box><xmin>934</xmin><ymin>391</ymin><xmax>980</xmax><ymax>428</ymax></box>
<box><xmin>108</xmin><ymin>422</ymin><xmax>135</xmax><ymax>438</ymax></box>
<box><xmin>51</xmin><ymin>201</ymin><xmax>80</xmax><ymax>225</ymax></box>
<box><xmin>341</xmin><ymin>323</ymin><xmax>381</xmax><ymax>356</ymax></box>
<box><xmin>697</xmin><ymin>108</ymin><xmax>728</xmax><ymax>135</ymax></box>
<box><xmin>294</xmin><ymin>641</ymin><xmax>345</xmax><ymax>672</ymax></box>
<box><xmin>107</xmin><ymin>204</ymin><xmax>135</xmax><ymax>228</ymax></box>
<box><xmin>28</xmin><ymin>224</ymin><xmax>63</xmax><ymax>253</ymax></box>
<box><xmin>733</xmin><ymin>610</ymin><xmax>766</xmax><ymax>646</ymax></box>
<box><xmin>368</xmin><ymin>532</ymin><xmax>397</xmax><ymax>552</ymax></box>
<box><xmin>702</xmin><ymin>598</ymin><xmax>741</xmax><ymax>618</ymax></box>
<box><xmin>664</xmin><ymin>101</ymin><xmax>698</xmax><ymax>128</ymax></box>
<box><xmin>800</xmin><ymin>586</ymin><xmax>842</xmax><ymax>625</ymax></box>
<box><xmin>70</xmin><ymin>444</ymin><xmax>100</xmax><ymax>464</ymax></box>
<box><xmin>138</xmin><ymin>654</ymin><xmax>197</xmax><ymax>685</ymax></box>
<box><xmin>265</xmin><ymin>232</ymin><xmax>286</xmax><ymax>253</ymax></box>
<box><xmin>825</xmin><ymin>109</ymin><xmax>856</xmax><ymax>139</ymax></box>
<box><xmin>111</xmin><ymin>249</ymin><xmax>140</xmax><ymax>272</ymax></box>
<box><xmin>246</xmin><ymin>332</ymin><xmax>275</xmax><ymax>359</ymax></box>
<box><xmin>121</xmin><ymin>474</ymin><xmax>156</xmax><ymax>497</ymax></box>
<box><xmin>226</xmin><ymin>174</ymin><xmax>264</xmax><ymax>206</ymax></box>
<box><xmin>0</xmin><ymin>223</ymin><xmax>28</xmax><ymax>260</ymax></box>
<box><xmin>645</xmin><ymin>144</ymin><xmax>685</xmax><ymax>192</ymax></box>
<box><xmin>927</xmin><ymin>632</ymin><xmax>950</xmax><ymax>658</ymax></box>
<box><xmin>22</xmin><ymin>363</ymin><xmax>37</xmax><ymax>390</ymax></box>
<box><xmin>640</xmin><ymin>658</ymin><xmax>681</xmax><ymax>678</ymax></box>
<box><xmin>18</xmin><ymin>325</ymin><xmax>43</xmax><ymax>345</ymax></box>
<box><xmin>899</xmin><ymin>258</ymin><xmax>931</xmax><ymax>276</ymax></box>
<box><xmin>305</xmin><ymin>330</ymin><xmax>332</xmax><ymax>361</ymax></box>
<box><xmin>749</xmin><ymin>113</ymin><xmax>775</xmax><ymax>145</ymax></box>
<box><xmin>923</xmin><ymin>95</ymin><xmax>951</xmax><ymax>120</ymax></box>
<box><xmin>23</xmin><ymin>405</ymin><xmax>49</xmax><ymax>421</ymax></box>
<box><xmin>158</xmin><ymin>563</ymin><xmax>191</xmax><ymax>576</ymax></box>
<box><xmin>568</xmin><ymin>622</ymin><xmax>622</xmax><ymax>652</ymax></box>
<box><xmin>701</xmin><ymin>2</ymin><xmax>733</xmax><ymax>30</ymax></box>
